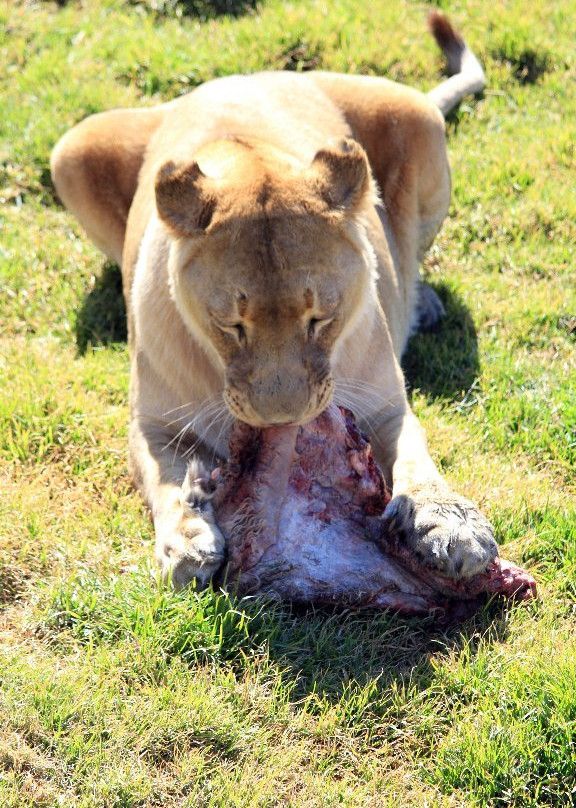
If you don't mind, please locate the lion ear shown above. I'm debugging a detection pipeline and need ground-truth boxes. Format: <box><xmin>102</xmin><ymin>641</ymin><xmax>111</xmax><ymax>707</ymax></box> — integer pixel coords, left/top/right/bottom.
<box><xmin>155</xmin><ymin>161</ymin><xmax>215</xmax><ymax>236</ymax></box>
<box><xmin>309</xmin><ymin>139</ymin><xmax>372</xmax><ymax>212</ymax></box>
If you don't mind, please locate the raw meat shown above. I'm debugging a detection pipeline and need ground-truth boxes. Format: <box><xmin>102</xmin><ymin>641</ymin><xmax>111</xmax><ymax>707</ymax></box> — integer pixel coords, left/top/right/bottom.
<box><xmin>211</xmin><ymin>404</ymin><xmax>536</xmax><ymax>620</ymax></box>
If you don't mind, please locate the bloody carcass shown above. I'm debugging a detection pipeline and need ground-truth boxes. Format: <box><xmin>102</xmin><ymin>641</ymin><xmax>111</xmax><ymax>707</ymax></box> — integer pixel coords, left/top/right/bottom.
<box><xmin>209</xmin><ymin>404</ymin><xmax>536</xmax><ymax>619</ymax></box>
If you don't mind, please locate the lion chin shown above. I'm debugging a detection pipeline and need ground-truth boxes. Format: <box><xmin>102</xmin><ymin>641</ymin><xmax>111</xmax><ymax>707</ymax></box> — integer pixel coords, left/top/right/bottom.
<box><xmin>51</xmin><ymin>15</ymin><xmax>500</xmax><ymax>594</ymax></box>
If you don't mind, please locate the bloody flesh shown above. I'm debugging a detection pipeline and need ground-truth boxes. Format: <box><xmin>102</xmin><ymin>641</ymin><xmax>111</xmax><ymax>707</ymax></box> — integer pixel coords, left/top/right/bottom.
<box><xmin>211</xmin><ymin>404</ymin><xmax>536</xmax><ymax>618</ymax></box>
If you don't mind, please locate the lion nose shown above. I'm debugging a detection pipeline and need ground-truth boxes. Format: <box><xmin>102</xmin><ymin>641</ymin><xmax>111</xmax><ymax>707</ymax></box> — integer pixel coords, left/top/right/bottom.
<box><xmin>249</xmin><ymin>375</ymin><xmax>310</xmax><ymax>426</ymax></box>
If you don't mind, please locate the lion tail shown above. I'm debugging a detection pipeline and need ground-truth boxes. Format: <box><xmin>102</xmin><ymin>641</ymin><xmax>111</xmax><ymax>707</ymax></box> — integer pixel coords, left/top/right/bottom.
<box><xmin>427</xmin><ymin>11</ymin><xmax>486</xmax><ymax>116</ymax></box>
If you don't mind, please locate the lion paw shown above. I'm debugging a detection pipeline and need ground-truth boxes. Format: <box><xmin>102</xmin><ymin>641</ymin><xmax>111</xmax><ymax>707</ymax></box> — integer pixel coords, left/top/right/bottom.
<box><xmin>382</xmin><ymin>486</ymin><xmax>498</xmax><ymax>579</ymax></box>
<box><xmin>156</xmin><ymin>505</ymin><xmax>225</xmax><ymax>590</ymax></box>
<box><xmin>414</xmin><ymin>281</ymin><xmax>446</xmax><ymax>334</ymax></box>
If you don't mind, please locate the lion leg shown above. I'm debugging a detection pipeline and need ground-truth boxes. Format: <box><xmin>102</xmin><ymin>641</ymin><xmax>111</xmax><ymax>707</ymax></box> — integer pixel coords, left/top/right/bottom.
<box><xmin>129</xmin><ymin>415</ymin><xmax>226</xmax><ymax>590</ymax></box>
<box><xmin>368</xmin><ymin>397</ymin><xmax>498</xmax><ymax>580</ymax></box>
<box><xmin>308</xmin><ymin>75</ymin><xmax>497</xmax><ymax>579</ymax></box>
<box><xmin>414</xmin><ymin>281</ymin><xmax>446</xmax><ymax>334</ymax></box>
<box><xmin>51</xmin><ymin>107</ymin><xmax>165</xmax><ymax>265</ymax></box>
<box><xmin>127</xmin><ymin>349</ymin><xmax>226</xmax><ymax>589</ymax></box>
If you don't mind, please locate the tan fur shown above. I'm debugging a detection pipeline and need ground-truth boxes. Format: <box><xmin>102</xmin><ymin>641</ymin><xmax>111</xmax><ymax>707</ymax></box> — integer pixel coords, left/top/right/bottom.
<box><xmin>51</xmin><ymin>17</ymin><xmax>497</xmax><ymax>589</ymax></box>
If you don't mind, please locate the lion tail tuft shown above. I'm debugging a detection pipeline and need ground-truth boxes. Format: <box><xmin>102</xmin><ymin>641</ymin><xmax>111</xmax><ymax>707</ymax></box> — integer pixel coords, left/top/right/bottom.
<box><xmin>427</xmin><ymin>11</ymin><xmax>486</xmax><ymax>117</ymax></box>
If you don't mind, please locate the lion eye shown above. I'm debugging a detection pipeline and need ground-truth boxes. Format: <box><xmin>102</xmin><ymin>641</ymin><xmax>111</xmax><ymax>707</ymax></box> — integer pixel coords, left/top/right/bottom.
<box><xmin>307</xmin><ymin>317</ymin><xmax>332</xmax><ymax>341</ymax></box>
<box><xmin>234</xmin><ymin>323</ymin><xmax>246</xmax><ymax>345</ymax></box>
<box><xmin>216</xmin><ymin>321</ymin><xmax>246</xmax><ymax>346</ymax></box>
<box><xmin>308</xmin><ymin>318</ymin><xmax>320</xmax><ymax>340</ymax></box>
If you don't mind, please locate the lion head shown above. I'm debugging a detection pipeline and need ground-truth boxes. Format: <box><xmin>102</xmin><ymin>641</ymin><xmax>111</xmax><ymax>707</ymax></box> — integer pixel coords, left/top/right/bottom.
<box><xmin>154</xmin><ymin>136</ymin><xmax>379</xmax><ymax>427</ymax></box>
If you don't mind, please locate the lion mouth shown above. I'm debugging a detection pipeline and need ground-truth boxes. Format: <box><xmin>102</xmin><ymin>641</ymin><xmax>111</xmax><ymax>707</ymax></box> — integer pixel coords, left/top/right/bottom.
<box><xmin>223</xmin><ymin>385</ymin><xmax>333</xmax><ymax>429</ymax></box>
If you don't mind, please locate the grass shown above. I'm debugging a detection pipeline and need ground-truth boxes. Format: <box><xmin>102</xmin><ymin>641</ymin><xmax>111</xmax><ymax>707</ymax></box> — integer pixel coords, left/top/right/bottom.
<box><xmin>1</xmin><ymin>0</ymin><xmax>575</xmax><ymax>805</ymax></box>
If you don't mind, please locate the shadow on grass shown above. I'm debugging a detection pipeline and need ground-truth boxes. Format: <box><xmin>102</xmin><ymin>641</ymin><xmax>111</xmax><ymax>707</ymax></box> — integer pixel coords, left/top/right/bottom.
<box><xmin>403</xmin><ymin>281</ymin><xmax>480</xmax><ymax>402</ymax></box>
<box><xmin>44</xmin><ymin>569</ymin><xmax>516</xmax><ymax>712</ymax></box>
<box><xmin>128</xmin><ymin>0</ymin><xmax>260</xmax><ymax>18</ymax></box>
<box><xmin>178</xmin><ymin>0</ymin><xmax>259</xmax><ymax>15</ymax></box>
<box><xmin>0</xmin><ymin>564</ymin><xmax>28</xmax><ymax>608</ymax></box>
<box><xmin>260</xmin><ymin>599</ymin><xmax>514</xmax><ymax>705</ymax></box>
<box><xmin>490</xmin><ymin>42</ymin><xmax>552</xmax><ymax>85</ymax></box>
<box><xmin>76</xmin><ymin>261</ymin><xmax>127</xmax><ymax>354</ymax></box>
<box><xmin>50</xmin><ymin>0</ymin><xmax>259</xmax><ymax>15</ymax></box>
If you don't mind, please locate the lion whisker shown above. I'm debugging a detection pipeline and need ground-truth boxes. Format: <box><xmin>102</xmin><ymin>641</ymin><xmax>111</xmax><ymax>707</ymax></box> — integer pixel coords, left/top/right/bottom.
<box><xmin>161</xmin><ymin>394</ymin><xmax>229</xmax><ymax>464</ymax></box>
<box><xmin>161</xmin><ymin>394</ymin><xmax>225</xmax><ymax>429</ymax></box>
<box><xmin>180</xmin><ymin>403</ymin><xmax>232</xmax><ymax>464</ymax></box>
<box><xmin>334</xmin><ymin>378</ymin><xmax>399</xmax><ymax>416</ymax></box>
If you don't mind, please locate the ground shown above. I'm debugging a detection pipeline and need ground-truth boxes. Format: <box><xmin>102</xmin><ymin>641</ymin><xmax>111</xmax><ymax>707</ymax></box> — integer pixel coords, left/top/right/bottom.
<box><xmin>1</xmin><ymin>1</ymin><xmax>575</xmax><ymax>806</ymax></box>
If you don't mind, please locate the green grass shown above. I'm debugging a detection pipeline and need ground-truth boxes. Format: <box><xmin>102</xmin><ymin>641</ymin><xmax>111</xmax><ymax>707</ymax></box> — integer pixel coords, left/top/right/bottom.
<box><xmin>1</xmin><ymin>0</ymin><xmax>575</xmax><ymax>805</ymax></box>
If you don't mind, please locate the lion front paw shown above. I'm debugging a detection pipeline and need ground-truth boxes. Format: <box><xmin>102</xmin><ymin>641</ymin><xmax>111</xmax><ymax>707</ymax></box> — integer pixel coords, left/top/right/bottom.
<box><xmin>156</xmin><ymin>505</ymin><xmax>225</xmax><ymax>590</ymax></box>
<box><xmin>382</xmin><ymin>486</ymin><xmax>498</xmax><ymax>579</ymax></box>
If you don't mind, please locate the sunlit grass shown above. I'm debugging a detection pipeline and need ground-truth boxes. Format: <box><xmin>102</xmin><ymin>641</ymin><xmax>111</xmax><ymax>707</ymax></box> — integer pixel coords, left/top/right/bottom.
<box><xmin>1</xmin><ymin>0</ymin><xmax>575</xmax><ymax>805</ymax></box>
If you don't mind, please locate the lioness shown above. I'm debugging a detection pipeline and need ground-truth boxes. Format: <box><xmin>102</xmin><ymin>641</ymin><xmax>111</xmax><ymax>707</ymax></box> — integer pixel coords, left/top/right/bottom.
<box><xmin>51</xmin><ymin>13</ymin><xmax>497</xmax><ymax>590</ymax></box>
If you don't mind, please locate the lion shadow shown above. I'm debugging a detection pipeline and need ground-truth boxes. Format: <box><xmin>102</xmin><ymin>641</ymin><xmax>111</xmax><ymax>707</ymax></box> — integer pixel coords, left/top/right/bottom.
<box><xmin>75</xmin><ymin>262</ymin><xmax>127</xmax><ymax>354</ymax></box>
<box><xmin>403</xmin><ymin>281</ymin><xmax>480</xmax><ymax>402</ymax></box>
<box><xmin>237</xmin><ymin>595</ymin><xmax>515</xmax><ymax>709</ymax></box>
<box><xmin>53</xmin><ymin>0</ymin><xmax>259</xmax><ymax>16</ymax></box>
